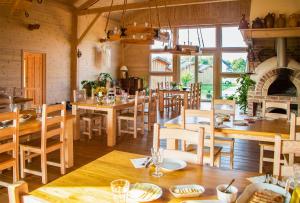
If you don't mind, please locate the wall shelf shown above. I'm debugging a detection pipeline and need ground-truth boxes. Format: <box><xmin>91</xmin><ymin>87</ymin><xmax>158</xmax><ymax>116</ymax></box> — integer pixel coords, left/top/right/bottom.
<box><xmin>240</xmin><ymin>27</ymin><xmax>300</xmax><ymax>45</ymax></box>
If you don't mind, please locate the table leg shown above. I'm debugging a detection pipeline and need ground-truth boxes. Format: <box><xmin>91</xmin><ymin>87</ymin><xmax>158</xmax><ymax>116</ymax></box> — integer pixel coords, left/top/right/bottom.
<box><xmin>159</xmin><ymin>91</ymin><xmax>164</xmax><ymax>113</ymax></box>
<box><xmin>184</xmin><ymin>92</ymin><xmax>188</xmax><ymax>109</ymax></box>
<box><xmin>72</xmin><ymin>105</ymin><xmax>80</xmax><ymax>141</ymax></box>
<box><xmin>65</xmin><ymin>118</ymin><xmax>74</xmax><ymax>168</ymax></box>
<box><xmin>107</xmin><ymin>108</ymin><xmax>117</xmax><ymax>147</ymax></box>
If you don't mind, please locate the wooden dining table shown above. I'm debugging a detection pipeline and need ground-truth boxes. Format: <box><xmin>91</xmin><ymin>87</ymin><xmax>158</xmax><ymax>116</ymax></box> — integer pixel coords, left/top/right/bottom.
<box><xmin>165</xmin><ymin>115</ymin><xmax>293</xmax><ymax>142</ymax></box>
<box><xmin>26</xmin><ymin>150</ymin><xmax>258</xmax><ymax>203</ymax></box>
<box><xmin>72</xmin><ymin>97</ymin><xmax>147</xmax><ymax>147</ymax></box>
<box><xmin>158</xmin><ymin>89</ymin><xmax>190</xmax><ymax>113</ymax></box>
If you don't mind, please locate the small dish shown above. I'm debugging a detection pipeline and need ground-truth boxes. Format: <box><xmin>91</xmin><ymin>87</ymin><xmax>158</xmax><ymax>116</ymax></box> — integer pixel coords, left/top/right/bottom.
<box><xmin>161</xmin><ymin>158</ymin><xmax>187</xmax><ymax>171</ymax></box>
<box><xmin>216</xmin><ymin>184</ymin><xmax>238</xmax><ymax>203</ymax></box>
<box><xmin>19</xmin><ymin>114</ymin><xmax>32</xmax><ymax>123</ymax></box>
<box><xmin>128</xmin><ymin>183</ymin><xmax>162</xmax><ymax>202</ymax></box>
<box><xmin>169</xmin><ymin>184</ymin><xmax>205</xmax><ymax>198</ymax></box>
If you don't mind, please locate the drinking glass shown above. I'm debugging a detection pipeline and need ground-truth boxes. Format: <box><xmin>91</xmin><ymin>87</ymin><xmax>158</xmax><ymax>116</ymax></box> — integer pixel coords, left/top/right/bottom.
<box><xmin>110</xmin><ymin>179</ymin><xmax>130</xmax><ymax>203</ymax></box>
<box><xmin>35</xmin><ymin>105</ymin><xmax>42</xmax><ymax>118</ymax></box>
<box><xmin>294</xmin><ymin>164</ymin><xmax>300</xmax><ymax>187</ymax></box>
<box><xmin>151</xmin><ymin>148</ymin><xmax>164</xmax><ymax>177</ymax></box>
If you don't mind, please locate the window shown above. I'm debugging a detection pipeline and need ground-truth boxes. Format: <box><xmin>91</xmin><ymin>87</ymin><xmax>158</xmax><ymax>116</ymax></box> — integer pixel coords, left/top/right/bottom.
<box><xmin>221</xmin><ymin>52</ymin><xmax>247</xmax><ymax>73</ymax></box>
<box><xmin>222</xmin><ymin>26</ymin><xmax>246</xmax><ymax>47</ymax></box>
<box><xmin>221</xmin><ymin>77</ymin><xmax>239</xmax><ymax>98</ymax></box>
<box><xmin>198</xmin><ymin>55</ymin><xmax>214</xmax><ymax>100</ymax></box>
<box><xmin>150</xmin><ymin>53</ymin><xmax>174</xmax><ymax>89</ymax></box>
<box><xmin>180</xmin><ymin>56</ymin><xmax>196</xmax><ymax>87</ymax></box>
<box><xmin>150</xmin><ymin>53</ymin><xmax>173</xmax><ymax>72</ymax></box>
<box><xmin>178</xmin><ymin>27</ymin><xmax>216</xmax><ymax>48</ymax></box>
<box><xmin>151</xmin><ymin>29</ymin><xmax>173</xmax><ymax>50</ymax></box>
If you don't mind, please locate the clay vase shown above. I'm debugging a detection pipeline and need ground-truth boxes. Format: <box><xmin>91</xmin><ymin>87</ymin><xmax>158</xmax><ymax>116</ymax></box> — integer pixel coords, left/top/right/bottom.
<box><xmin>252</xmin><ymin>18</ymin><xmax>264</xmax><ymax>28</ymax></box>
<box><xmin>277</xmin><ymin>14</ymin><xmax>286</xmax><ymax>28</ymax></box>
<box><xmin>264</xmin><ymin>13</ymin><xmax>275</xmax><ymax>28</ymax></box>
<box><xmin>239</xmin><ymin>14</ymin><xmax>249</xmax><ymax>29</ymax></box>
<box><xmin>288</xmin><ymin>14</ymin><xmax>298</xmax><ymax>27</ymax></box>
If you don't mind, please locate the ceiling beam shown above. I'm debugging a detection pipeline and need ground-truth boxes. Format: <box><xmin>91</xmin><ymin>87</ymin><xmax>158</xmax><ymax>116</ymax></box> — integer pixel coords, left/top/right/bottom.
<box><xmin>78</xmin><ymin>0</ymin><xmax>100</xmax><ymax>10</ymax></box>
<box><xmin>77</xmin><ymin>0</ymin><xmax>239</xmax><ymax>16</ymax></box>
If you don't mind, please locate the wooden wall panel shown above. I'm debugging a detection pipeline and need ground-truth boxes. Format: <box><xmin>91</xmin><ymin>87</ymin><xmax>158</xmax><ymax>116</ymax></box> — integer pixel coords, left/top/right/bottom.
<box><xmin>77</xmin><ymin>14</ymin><xmax>121</xmax><ymax>87</ymax></box>
<box><xmin>0</xmin><ymin>0</ymin><xmax>72</xmax><ymax>104</ymax></box>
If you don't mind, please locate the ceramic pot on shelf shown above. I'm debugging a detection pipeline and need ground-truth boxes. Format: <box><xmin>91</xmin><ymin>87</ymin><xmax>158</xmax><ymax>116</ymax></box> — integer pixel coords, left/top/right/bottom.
<box><xmin>288</xmin><ymin>14</ymin><xmax>299</xmax><ymax>27</ymax></box>
<box><xmin>252</xmin><ymin>18</ymin><xmax>264</xmax><ymax>28</ymax></box>
<box><xmin>264</xmin><ymin>13</ymin><xmax>275</xmax><ymax>28</ymax></box>
<box><xmin>277</xmin><ymin>14</ymin><xmax>286</xmax><ymax>28</ymax></box>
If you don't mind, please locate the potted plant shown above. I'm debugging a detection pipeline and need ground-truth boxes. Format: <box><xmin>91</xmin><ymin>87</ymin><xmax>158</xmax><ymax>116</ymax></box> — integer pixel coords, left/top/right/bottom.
<box><xmin>181</xmin><ymin>72</ymin><xmax>193</xmax><ymax>89</ymax></box>
<box><xmin>235</xmin><ymin>74</ymin><xmax>256</xmax><ymax>114</ymax></box>
<box><xmin>81</xmin><ymin>80</ymin><xmax>98</xmax><ymax>97</ymax></box>
<box><xmin>97</xmin><ymin>73</ymin><xmax>113</xmax><ymax>87</ymax></box>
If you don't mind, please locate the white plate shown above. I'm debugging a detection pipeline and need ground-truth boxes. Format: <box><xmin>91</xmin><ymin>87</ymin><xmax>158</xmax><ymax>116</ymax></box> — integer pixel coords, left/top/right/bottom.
<box><xmin>128</xmin><ymin>183</ymin><xmax>162</xmax><ymax>202</ymax></box>
<box><xmin>181</xmin><ymin>201</ymin><xmax>223</xmax><ymax>203</ymax></box>
<box><xmin>169</xmin><ymin>184</ymin><xmax>205</xmax><ymax>198</ymax></box>
<box><xmin>161</xmin><ymin>158</ymin><xmax>187</xmax><ymax>171</ymax></box>
<box><xmin>236</xmin><ymin>183</ymin><xmax>291</xmax><ymax>203</ymax></box>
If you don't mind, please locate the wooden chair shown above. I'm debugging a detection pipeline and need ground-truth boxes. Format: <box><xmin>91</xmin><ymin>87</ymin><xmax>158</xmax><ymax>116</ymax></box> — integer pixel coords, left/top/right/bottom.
<box><xmin>262</xmin><ymin>101</ymin><xmax>290</xmax><ymax>119</ymax></box>
<box><xmin>157</xmin><ymin>82</ymin><xmax>175</xmax><ymax>112</ymax></box>
<box><xmin>0</xmin><ymin>109</ymin><xmax>19</xmax><ymax>182</ymax></box>
<box><xmin>213</xmin><ymin>99</ymin><xmax>236</xmax><ymax>169</ymax></box>
<box><xmin>1</xmin><ymin>180</ymin><xmax>48</xmax><ymax>203</ymax></box>
<box><xmin>20</xmin><ymin>102</ymin><xmax>66</xmax><ymax>184</ymax></box>
<box><xmin>259</xmin><ymin>102</ymin><xmax>292</xmax><ymax>173</ymax></box>
<box><xmin>189</xmin><ymin>83</ymin><xmax>201</xmax><ymax>109</ymax></box>
<box><xmin>181</xmin><ymin>107</ymin><xmax>222</xmax><ymax>167</ymax></box>
<box><xmin>144</xmin><ymin>89</ymin><xmax>157</xmax><ymax>131</ymax></box>
<box><xmin>0</xmin><ymin>95</ymin><xmax>13</xmax><ymax>113</ymax></box>
<box><xmin>73</xmin><ymin>90</ymin><xmax>102</xmax><ymax>140</ymax></box>
<box><xmin>273</xmin><ymin>135</ymin><xmax>300</xmax><ymax>179</ymax></box>
<box><xmin>118</xmin><ymin>91</ymin><xmax>145</xmax><ymax>138</ymax></box>
<box><xmin>153</xmin><ymin>123</ymin><xmax>204</xmax><ymax>164</ymax></box>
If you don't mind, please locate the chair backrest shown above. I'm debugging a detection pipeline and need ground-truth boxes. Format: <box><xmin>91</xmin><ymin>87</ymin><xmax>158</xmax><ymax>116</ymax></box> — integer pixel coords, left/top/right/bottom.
<box><xmin>0</xmin><ymin>108</ymin><xmax>19</xmax><ymax>181</ymax></box>
<box><xmin>262</xmin><ymin>101</ymin><xmax>290</xmax><ymax>119</ymax></box>
<box><xmin>181</xmin><ymin>107</ymin><xmax>215</xmax><ymax>166</ymax></box>
<box><xmin>273</xmin><ymin>135</ymin><xmax>300</xmax><ymax>177</ymax></box>
<box><xmin>148</xmin><ymin>89</ymin><xmax>157</xmax><ymax>123</ymax></box>
<box><xmin>213</xmin><ymin>99</ymin><xmax>236</xmax><ymax>119</ymax></box>
<box><xmin>73</xmin><ymin>89</ymin><xmax>87</xmax><ymax>102</ymax></box>
<box><xmin>153</xmin><ymin>123</ymin><xmax>204</xmax><ymax>164</ymax></box>
<box><xmin>189</xmin><ymin>83</ymin><xmax>201</xmax><ymax>109</ymax></box>
<box><xmin>41</xmin><ymin>102</ymin><xmax>66</xmax><ymax>152</ymax></box>
<box><xmin>134</xmin><ymin>91</ymin><xmax>145</xmax><ymax>118</ymax></box>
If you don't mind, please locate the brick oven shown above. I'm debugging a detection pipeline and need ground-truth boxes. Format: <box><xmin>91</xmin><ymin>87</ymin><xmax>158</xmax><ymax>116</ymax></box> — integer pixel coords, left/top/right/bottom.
<box><xmin>247</xmin><ymin>38</ymin><xmax>300</xmax><ymax>116</ymax></box>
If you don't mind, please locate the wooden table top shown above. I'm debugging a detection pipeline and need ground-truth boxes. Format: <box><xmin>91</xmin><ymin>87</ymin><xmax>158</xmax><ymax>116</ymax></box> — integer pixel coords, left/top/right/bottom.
<box><xmin>72</xmin><ymin>97</ymin><xmax>148</xmax><ymax>110</ymax></box>
<box><xmin>0</xmin><ymin>97</ymin><xmax>33</xmax><ymax>106</ymax></box>
<box><xmin>165</xmin><ymin>115</ymin><xmax>292</xmax><ymax>140</ymax></box>
<box><xmin>28</xmin><ymin>150</ymin><xmax>258</xmax><ymax>203</ymax></box>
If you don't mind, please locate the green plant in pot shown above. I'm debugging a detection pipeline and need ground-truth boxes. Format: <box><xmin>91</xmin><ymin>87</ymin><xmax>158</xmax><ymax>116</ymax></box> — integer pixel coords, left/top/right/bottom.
<box><xmin>235</xmin><ymin>74</ymin><xmax>255</xmax><ymax>114</ymax></box>
<box><xmin>181</xmin><ymin>72</ymin><xmax>193</xmax><ymax>89</ymax></box>
<box><xmin>81</xmin><ymin>80</ymin><xmax>98</xmax><ymax>97</ymax></box>
<box><xmin>97</xmin><ymin>73</ymin><xmax>113</xmax><ymax>87</ymax></box>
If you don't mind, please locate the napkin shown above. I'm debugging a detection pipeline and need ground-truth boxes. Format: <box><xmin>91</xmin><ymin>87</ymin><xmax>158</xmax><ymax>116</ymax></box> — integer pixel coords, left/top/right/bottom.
<box><xmin>130</xmin><ymin>157</ymin><xmax>150</xmax><ymax>169</ymax></box>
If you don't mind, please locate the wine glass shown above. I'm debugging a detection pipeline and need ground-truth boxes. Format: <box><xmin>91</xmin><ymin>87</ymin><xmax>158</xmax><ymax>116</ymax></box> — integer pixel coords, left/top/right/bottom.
<box><xmin>151</xmin><ymin>148</ymin><xmax>164</xmax><ymax>177</ymax></box>
<box><xmin>110</xmin><ymin>179</ymin><xmax>130</xmax><ymax>203</ymax></box>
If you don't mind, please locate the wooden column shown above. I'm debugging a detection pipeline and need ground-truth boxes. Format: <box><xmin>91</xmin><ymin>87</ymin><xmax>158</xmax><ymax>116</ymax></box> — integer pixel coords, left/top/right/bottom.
<box><xmin>214</xmin><ymin>25</ymin><xmax>222</xmax><ymax>99</ymax></box>
<box><xmin>70</xmin><ymin>14</ymin><xmax>78</xmax><ymax>101</ymax></box>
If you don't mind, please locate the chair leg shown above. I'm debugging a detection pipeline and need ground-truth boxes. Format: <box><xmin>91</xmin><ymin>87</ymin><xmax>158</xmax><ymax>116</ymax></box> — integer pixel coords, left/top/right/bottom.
<box><xmin>20</xmin><ymin>146</ymin><xmax>25</xmax><ymax>179</ymax></box>
<box><xmin>141</xmin><ymin>115</ymin><xmax>144</xmax><ymax>135</ymax></box>
<box><xmin>41</xmin><ymin>153</ymin><xmax>47</xmax><ymax>184</ymax></box>
<box><xmin>118</xmin><ymin>119</ymin><xmax>122</xmax><ymax>136</ymax></box>
<box><xmin>98</xmin><ymin>118</ymin><xmax>102</xmax><ymax>136</ymax></box>
<box><xmin>230</xmin><ymin>141</ymin><xmax>234</xmax><ymax>170</ymax></box>
<box><xmin>60</xmin><ymin>146</ymin><xmax>66</xmax><ymax>175</ymax></box>
<box><xmin>87</xmin><ymin>120</ymin><xmax>92</xmax><ymax>140</ymax></box>
<box><xmin>133</xmin><ymin>120</ymin><xmax>137</xmax><ymax>139</ymax></box>
<box><xmin>259</xmin><ymin>146</ymin><xmax>264</xmax><ymax>174</ymax></box>
<box><xmin>13</xmin><ymin>162</ymin><xmax>18</xmax><ymax>182</ymax></box>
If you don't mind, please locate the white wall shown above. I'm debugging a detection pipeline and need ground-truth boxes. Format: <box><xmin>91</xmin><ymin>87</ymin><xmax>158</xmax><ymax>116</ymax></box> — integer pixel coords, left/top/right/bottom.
<box><xmin>250</xmin><ymin>0</ymin><xmax>300</xmax><ymax>21</ymax></box>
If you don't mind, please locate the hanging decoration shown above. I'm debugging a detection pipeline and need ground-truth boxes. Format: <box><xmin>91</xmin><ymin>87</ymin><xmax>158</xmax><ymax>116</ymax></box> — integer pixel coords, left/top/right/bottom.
<box><xmin>100</xmin><ymin>0</ymin><xmax>170</xmax><ymax>45</ymax></box>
